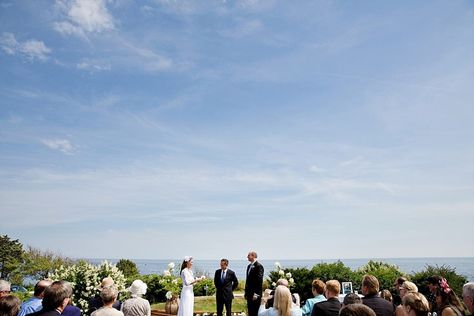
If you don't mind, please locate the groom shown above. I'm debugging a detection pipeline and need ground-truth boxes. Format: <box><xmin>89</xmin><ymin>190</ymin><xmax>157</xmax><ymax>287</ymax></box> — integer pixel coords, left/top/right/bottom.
<box><xmin>214</xmin><ymin>259</ymin><xmax>239</xmax><ymax>316</ymax></box>
<box><xmin>245</xmin><ymin>251</ymin><xmax>264</xmax><ymax>316</ymax></box>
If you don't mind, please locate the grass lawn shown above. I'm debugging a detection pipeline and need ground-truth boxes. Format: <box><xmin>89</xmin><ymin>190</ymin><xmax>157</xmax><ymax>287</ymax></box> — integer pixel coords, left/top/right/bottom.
<box><xmin>152</xmin><ymin>295</ymin><xmax>247</xmax><ymax>313</ymax></box>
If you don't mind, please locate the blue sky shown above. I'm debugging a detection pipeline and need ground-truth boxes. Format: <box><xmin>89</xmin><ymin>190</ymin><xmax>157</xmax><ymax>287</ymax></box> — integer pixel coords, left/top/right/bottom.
<box><xmin>1</xmin><ymin>0</ymin><xmax>473</xmax><ymax>260</ymax></box>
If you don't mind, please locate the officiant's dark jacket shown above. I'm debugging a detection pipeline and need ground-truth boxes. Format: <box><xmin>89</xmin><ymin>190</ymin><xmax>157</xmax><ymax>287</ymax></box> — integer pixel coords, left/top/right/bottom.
<box><xmin>214</xmin><ymin>268</ymin><xmax>239</xmax><ymax>302</ymax></box>
<box><xmin>244</xmin><ymin>261</ymin><xmax>264</xmax><ymax>300</ymax></box>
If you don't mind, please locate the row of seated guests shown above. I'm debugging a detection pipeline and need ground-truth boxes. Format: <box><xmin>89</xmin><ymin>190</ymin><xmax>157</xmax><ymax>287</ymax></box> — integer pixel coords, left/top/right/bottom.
<box><xmin>0</xmin><ymin>278</ymin><xmax>151</xmax><ymax>316</ymax></box>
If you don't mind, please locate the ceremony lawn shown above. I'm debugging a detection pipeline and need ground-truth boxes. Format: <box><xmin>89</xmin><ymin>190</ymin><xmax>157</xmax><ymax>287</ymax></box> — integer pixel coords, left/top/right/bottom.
<box><xmin>152</xmin><ymin>295</ymin><xmax>247</xmax><ymax>313</ymax></box>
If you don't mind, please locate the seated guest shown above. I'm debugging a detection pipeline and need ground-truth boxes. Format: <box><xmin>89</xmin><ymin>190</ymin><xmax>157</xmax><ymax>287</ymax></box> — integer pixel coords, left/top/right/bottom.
<box><xmin>402</xmin><ymin>292</ymin><xmax>430</xmax><ymax>316</ymax></box>
<box><xmin>435</xmin><ymin>278</ymin><xmax>466</xmax><ymax>316</ymax></box>
<box><xmin>392</xmin><ymin>277</ymin><xmax>407</xmax><ymax>306</ymax></box>
<box><xmin>266</xmin><ymin>279</ymin><xmax>299</xmax><ymax>309</ymax></box>
<box><xmin>340</xmin><ymin>304</ymin><xmax>376</xmax><ymax>316</ymax></box>
<box><xmin>121</xmin><ymin>280</ymin><xmax>150</xmax><ymax>316</ymax></box>
<box><xmin>426</xmin><ymin>275</ymin><xmax>441</xmax><ymax>313</ymax></box>
<box><xmin>19</xmin><ymin>280</ymin><xmax>52</xmax><ymax>316</ymax></box>
<box><xmin>88</xmin><ymin>278</ymin><xmax>121</xmax><ymax>316</ymax></box>
<box><xmin>395</xmin><ymin>281</ymin><xmax>418</xmax><ymax>316</ymax></box>
<box><xmin>311</xmin><ymin>280</ymin><xmax>341</xmax><ymax>316</ymax></box>
<box><xmin>343</xmin><ymin>293</ymin><xmax>362</xmax><ymax>307</ymax></box>
<box><xmin>258</xmin><ymin>285</ymin><xmax>302</xmax><ymax>316</ymax></box>
<box><xmin>62</xmin><ymin>305</ymin><xmax>81</xmax><ymax>316</ymax></box>
<box><xmin>462</xmin><ymin>282</ymin><xmax>474</xmax><ymax>314</ymax></box>
<box><xmin>361</xmin><ymin>275</ymin><xmax>394</xmax><ymax>316</ymax></box>
<box><xmin>91</xmin><ymin>286</ymin><xmax>123</xmax><ymax>316</ymax></box>
<box><xmin>301</xmin><ymin>280</ymin><xmax>326</xmax><ymax>316</ymax></box>
<box><xmin>0</xmin><ymin>295</ymin><xmax>21</xmax><ymax>316</ymax></box>
<box><xmin>29</xmin><ymin>280</ymin><xmax>73</xmax><ymax>316</ymax></box>
<box><xmin>0</xmin><ymin>281</ymin><xmax>11</xmax><ymax>300</ymax></box>
<box><xmin>380</xmin><ymin>290</ymin><xmax>392</xmax><ymax>303</ymax></box>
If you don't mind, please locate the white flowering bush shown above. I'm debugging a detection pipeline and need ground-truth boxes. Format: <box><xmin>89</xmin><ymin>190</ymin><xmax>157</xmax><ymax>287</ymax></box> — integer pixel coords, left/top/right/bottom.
<box><xmin>267</xmin><ymin>262</ymin><xmax>295</xmax><ymax>289</ymax></box>
<box><xmin>50</xmin><ymin>260</ymin><xmax>126</xmax><ymax>313</ymax></box>
<box><xmin>159</xmin><ymin>262</ymin><xmax>182</xmax><ymax>299</ymax></box>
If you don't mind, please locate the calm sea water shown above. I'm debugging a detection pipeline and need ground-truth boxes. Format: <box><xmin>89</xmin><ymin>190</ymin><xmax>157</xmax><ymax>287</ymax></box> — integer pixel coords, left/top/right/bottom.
<box><xmin>88</xmin><ymin>257</ymin><xmax>474</xmax><ymax>282</ymax></box>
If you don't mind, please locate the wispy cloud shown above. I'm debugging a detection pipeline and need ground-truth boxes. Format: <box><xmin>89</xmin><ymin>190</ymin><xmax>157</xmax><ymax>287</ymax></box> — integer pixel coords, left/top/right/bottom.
<box><xmin>0</xmin><ymin>33</ymin><xmax>51</xmax><ymax>61</ymax></box>
<box><xmin>54</xmin><ymin>0</ymin><xmax>115</xmax><ymax>39</ymax></box>
<box><xmin>76</xmin><ymin>58</ymin><xmax>111</xmax><ymax>71</ymax></box>
<box><xmin>41</xmin><ymin>138</ymin><xmax>78</xmax><ymax>155</ymax></box>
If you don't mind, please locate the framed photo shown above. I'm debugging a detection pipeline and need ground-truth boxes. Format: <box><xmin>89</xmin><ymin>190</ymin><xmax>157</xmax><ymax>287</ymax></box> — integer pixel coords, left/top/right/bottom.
<box><xmin>342</xmin><ymin>282</ymin><xmax>353</xmax><ymax>294</ymax></box>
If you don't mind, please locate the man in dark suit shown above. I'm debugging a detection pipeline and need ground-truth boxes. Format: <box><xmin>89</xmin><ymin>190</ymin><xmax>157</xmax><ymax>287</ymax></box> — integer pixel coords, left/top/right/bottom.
<box><xmin>312</xmin><ymin>280</ymin><xmax>342</xmax><ymax>316</ymax></box>
<box><xmin>28</xmin><ymin>280</ymin><xmax>74</xmax><ymax>316</ymax></box>
<box><xmin>245</xmin><ymin>251</ymin><xmax>264</xmax><ymax>316</ymax></box>
<box><xmin>361</xmin><ymin>275</ymin><xmax>395</xmax><ymax>316</ymax></box>
<box><xmin>214</xmin><ymin>259</ymin><xmax>239</xmax><ymax>316</ymax></box>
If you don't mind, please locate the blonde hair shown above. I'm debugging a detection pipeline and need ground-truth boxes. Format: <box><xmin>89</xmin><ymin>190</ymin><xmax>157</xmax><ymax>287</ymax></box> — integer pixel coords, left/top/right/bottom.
<box><xmin>401</xmin><ymin>281</ymin><xmax>418</xmax><ymax>293</ymax></box>
<box><xmin>362</xmin><ymin>275</ymin><xmax>379</xmax><ymax>295</ymax></box>
<box><xmin>403</xmin><ymin>292</ymin><xmax>429</xmax><ymax>316</ymax></box>
<box><xmin>273</xmin><ymin>285</ymin><xmax>292</xmax><ymax>316</ymax></box>
<box><xmin>326</xmin><ymin>280</ymin><xmax>341</xmax><ymax>296</ymax></box>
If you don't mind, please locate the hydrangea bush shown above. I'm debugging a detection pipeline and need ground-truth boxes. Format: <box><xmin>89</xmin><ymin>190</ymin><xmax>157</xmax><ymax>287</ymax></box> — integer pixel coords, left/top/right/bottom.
<box><xmin>50</xmin><ymin>260</ymin><xmax>126</xmax><ymax>313</ymax></box>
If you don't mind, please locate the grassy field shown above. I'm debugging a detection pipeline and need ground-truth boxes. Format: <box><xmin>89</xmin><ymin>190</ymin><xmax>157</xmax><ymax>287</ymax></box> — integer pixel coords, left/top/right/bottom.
<box><xmin>152</xmin><ymin>295</ymin><xmax>247</xmax><ymax>313</ymax></box>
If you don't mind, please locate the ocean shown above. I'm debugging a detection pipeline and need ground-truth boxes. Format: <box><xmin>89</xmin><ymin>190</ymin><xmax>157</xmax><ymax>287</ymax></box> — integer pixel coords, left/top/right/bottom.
<box><xmin>88</xmin><ymin>257</ymin><xmax>474</xmax><ymax>282</ymax></box>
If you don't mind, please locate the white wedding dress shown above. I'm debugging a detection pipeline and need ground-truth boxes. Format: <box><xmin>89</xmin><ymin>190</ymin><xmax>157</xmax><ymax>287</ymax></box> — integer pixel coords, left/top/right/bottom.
<box><xmin>178</xmin><ymin>268</ymin><xmax>195</xmax><ymax>316</ymax></box>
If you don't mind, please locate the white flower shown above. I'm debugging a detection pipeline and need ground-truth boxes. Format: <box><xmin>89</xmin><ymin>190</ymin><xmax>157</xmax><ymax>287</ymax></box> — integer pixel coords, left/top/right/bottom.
<box><xmin>289</xmin><ymin>278</ymin><xmax>294</xmax><ymax>284</ymax></box>
<box><xmin>286</xmin><ymin>272</ymin><xmax>292</xmax><ymax>278</ymax></box>
<box><xmin>272</xmin><ymin>282</ymin><xmax>276</xmax><ymax>287</ymax></box>
<box><xmin>275</xmin><ymin>262</ymin><xmax>281</xmax><ymax>269</ymax></box>
<box><xmin>279</xmin><ymin>270</ymin><xmax>285</xmax><ymax>276</ymax></box>
<box><xmin>164</xmin><ymin>270</ymin><xmax>171</xmax><ymax>277</ymax></box>
<box><xmin>166</xmin><ymin>291</ymin><xmax>173</xmax><ymax>300</ymax></box>
<box><xmin>172</xmin><ymin>279</ymin><xmax>178</xmax><ymax>284</ymax></box>
<box><xmin>168</xmin><ymin>262</ymin><xmax>175</xmax><ymax>269</ymax></box>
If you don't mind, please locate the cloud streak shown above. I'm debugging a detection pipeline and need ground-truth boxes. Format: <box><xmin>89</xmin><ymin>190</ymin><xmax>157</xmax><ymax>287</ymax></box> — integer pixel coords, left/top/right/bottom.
<box><xmin>0</xmin><ymin>33</ymin><xmax>51</xmax><ymax>61</ymax></box>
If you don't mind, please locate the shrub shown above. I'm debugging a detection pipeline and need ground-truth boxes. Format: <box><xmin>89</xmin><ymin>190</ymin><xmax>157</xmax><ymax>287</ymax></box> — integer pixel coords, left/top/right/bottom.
<box><xmin>410</xmin><ymin>265</ymin><xmax>467</xmax><ymax>297</ymax></box>
<box><xmin>194</xmin><ymin>278</ymin><xmax>216</xmax><ymax>296</ymax></box>
<box><xmin>356</xmin><ymin>260</ymin><xmax>405</xmax><ymax>292</ymax></box>
<box><xmin>116</xmin><ymin>259</ymin><xmax>140</xmax><ymax>285</ymax></box>
<box><xmin>49</xmin><ymin>260</ymin><xmax>126</xmax><ymax>313</ymax></box>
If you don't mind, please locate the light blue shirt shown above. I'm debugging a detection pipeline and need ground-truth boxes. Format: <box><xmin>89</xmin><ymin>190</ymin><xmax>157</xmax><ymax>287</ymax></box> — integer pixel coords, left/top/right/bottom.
<box><xmin>301</xmin><ymin>294</ymin><xmax>326</xmax><ymax>316</ymax></box>
<box><xmin>19</xmin><ymin>297</ymin><xmax>43</xmax><ymax>316</ymax></box>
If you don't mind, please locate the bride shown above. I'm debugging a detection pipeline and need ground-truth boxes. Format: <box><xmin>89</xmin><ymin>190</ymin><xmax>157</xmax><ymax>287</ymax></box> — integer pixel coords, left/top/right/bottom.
<box><xmin>177</xmin><ymin>256</ymin><xmax>205</xmax><ymax>316</ymax></box>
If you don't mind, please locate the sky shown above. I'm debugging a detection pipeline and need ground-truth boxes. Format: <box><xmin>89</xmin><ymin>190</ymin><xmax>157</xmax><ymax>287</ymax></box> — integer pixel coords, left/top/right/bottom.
<box><xmin>1</xmin><ymin>0</ymin><xmax>473</xmax><ymax>261</ymax></box>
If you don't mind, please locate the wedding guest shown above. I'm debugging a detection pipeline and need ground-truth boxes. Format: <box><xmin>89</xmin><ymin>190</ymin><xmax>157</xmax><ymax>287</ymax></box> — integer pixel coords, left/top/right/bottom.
<box><xmin>62</xmin><ymin>305</ymin><xmax>81</xmax><ymax>316</ymax></box>
<box><xmin>29</xmin><ymin>280</ymin><xmax>73</xmax><ymax>316</ymax></box>
<box><xmin>88</xmin><ymin>278</ymin><xmax>121</xmax><ymax>316</ymax></box>
<box><xmin>392</xmin><ymin>277</ymin><xmax>407</xmax><ymax>306</ymax></box>
<box><xmin>245</xmin><ymin>251</ymin><xmax>264</xmax><ymax>316</ymax></box>
<box><xmin>427</xmin><ymin>275</ymin><xmax>441</xmax><ymax>313</ymax></box>
<box><xmin>343</xmin><ymin>293</ymin><xmax>362</xmax><ymax>307</ymax></box>
<box><xmin>381</xmin><ymin>290</ymin><xmax>392</xmax><ymax>303</ymax></box>
<box><xmin>214</xmin><ymin>259</ymin><xmax>239</xmax><ymax>316</ymax></box>
<box><xmin>0</xmin><ymin>295</ymin><xmax>21</xmax><ymax>316</ymax></box>
<box><xmin>266</xmin><ymin>279</ymin><xmax>299</xmax><ymax>309</ymax></box>
<box><xmin>177</xmin><ymin>257</ymin><xmax>204</xmax><ymax>316</ymax></box>
<box><xmin>435</xmin><ymin>278</ymin><xmax>466</xmax><ymax>316</ymax></box>
<box><xmin>340</xmin><ymin>304</ymin><xmax>376</xmax><ymax>316</ymax></box>
<box><xmin>19</xmin><ymin>280</ymin><xmax>52</xmax><ymax>316</ymax></box>
<box><xmin>258</xmin><ymin>285</ymin><xmax>302</xmax><ymax>316</ymax></box>
<box><xmin>311</xmin><ymin>280</ymin><xmax>341</xmax><ymax>316</ymax></box>
<box><xmin>402</xmin><ymin>292</ymin><xmax>430</xmax><ymax>316</ymax></box>
<box><xmin>361</xmin><ymin>275</ymin><xmax>394</xmax><ymax>316</ymax></box>
<box><xmin>395</xmin><ymin>281</ymin><xmax>418</xmax><ymax>316</ymax></box>
<box><xmin>91</xmin><ymin>286</ymin><xmax>123</xmax><ymax>316</ymax></box>
<box><xmin>462</xmin><ymin>282</ymin><xmax>474</xmax><ymax>314</ymax></box>
<box><xmin>301</xmin><ymin>279</ymin><xmax>326</xmax><ymax>316</ymax></box>
<box><xmin>0</xmin><ymin>281</ymin><xmax>11</xmax><ymax>299</ymax></box>
<box><xmin>121</xmin><ymin>280</ymin><xmax>150</xmax><ymax>316</ymax></box>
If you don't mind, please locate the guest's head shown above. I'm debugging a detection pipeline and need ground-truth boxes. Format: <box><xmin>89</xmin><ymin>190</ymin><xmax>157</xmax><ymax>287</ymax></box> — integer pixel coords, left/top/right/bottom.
<box><xmin>0</xmin><ymin>295</ymin><xmax>21</xmax><ymax>316</ymax></box>
<box><xmin>277</xmin><ymin>279</ymin><xmax>289</xmax><ymax>287</ymax></box>
<box><xmin>343</xmin><ymin>293</ymin><xmax>362</xmax><ymax>307</ymax></box>
<box><xmin>127</xmin><ymin>280</ymin><xmax>147</xmax><ymax>298</ymax></box>
<box><xmin>381</xmin><ymin>290</ymin><xmax>392</xmax><ymax>302</ymax></box>
<box><xmin>435</xmin><ymin>278</ymin><xmax>465</xmax><ymax>314</ymax></box>
<box><xmin>273</xmin><ymin>285</ymin><xmax>292</xmax><ymax>316</ymax></box>
<box><xmin>400</xmin><ymin>281</ymin><xmax>418</xmax><ymax>298</ymax></box>
<box><xmin>427</xmin><ymin>275</ymin><xmax>441</xmax><ymax>294</ymax></box>
<box><xmin>312</xmin><ymin>279</ymin><xmax>326</xmax><ymax>296</ymax></box>
<box><xmin>42</xmin><ymin>280</ymin><xmax>73</xmax><ymax>312</ymax></box>
<box><xmin>181</xmin><ymin>256</ymin><xmax>193</xmax><ymax>271</ymax></box>
<box><xmin>220</xmin><ymin>259</ymin><xmax>229</xmax><ymax>270</ymax></box>
<box><xmin>100</xmin><ymin>285</ymin><xmax>118</xmax><ymax>305</ymax></box>
<box><xmin>247</xmin><ymin>251</ymin><xmax>258</xmax><ymax>262</ymax></box>
<box><xmin>325</xmin><ymin>280</ymin><xmax>340</xmax><ymax>299</ymax></box>
<box><xmin>0</xmin><ymin>281</ymin><xmax>10</xmax><ymax>299</ymax></box>
<box><xmin>96</xmin><ymin>277</ymin><xmax>115</xmax><ymax>292</ymax></box>
<box><xmin>462</xmin><ymin>282</ymin><xmax>474</xmax><ymax>313</ymax></box>
<box><xmin>361</xmin><ymin>275</ymin><xmax>379</xmax><ymax>296</ymax></box>
<box><xmin>34</xmin><ymin>279</ymin><xmax>53</xmax><ymax>298</ymax></box>
<box><xmin>340</xmin><ymin>304</ymin><xmax>376</xmax><ymax>316</ymax></box>
<box><xmin>394</xmin><ymin>277</ymin><xmax>407</xmax><ymax>292</ymax></box>
<box><xmin>402</xmin><ymin>292</ymin><xmax>430</xmax><ymax>316</ymax></box>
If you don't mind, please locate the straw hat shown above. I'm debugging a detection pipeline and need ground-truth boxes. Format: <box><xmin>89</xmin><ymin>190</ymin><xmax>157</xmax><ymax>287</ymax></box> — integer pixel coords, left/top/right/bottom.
<box><xmin>96</xmin><ymin>277</ymin><xmax>115</xmax><ymax>291</ymax></box>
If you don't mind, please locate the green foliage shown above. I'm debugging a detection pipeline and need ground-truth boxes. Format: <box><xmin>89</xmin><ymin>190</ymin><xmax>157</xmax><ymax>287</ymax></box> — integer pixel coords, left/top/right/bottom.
<box><xmin>142</xmin><ymin>274</ymin><xmax>167</xmax><ymax>304</ymax></box>
<box><xmin>21</xmin><ymin>246</ymin><xmax>74</xmax><ymax>280</ymax></box>
<box><xmin>194</xmin><ymin>278</ymin><xmax>216</xmax><ymax>296</ymax></box>
<box><xmin>0</xmin><ymin>235</ymin><xmax>24</xmax><ymax>280</ymax></box>
<box><xmin>49</xmin><ymin>260</ymin><xmax>126</xmax><ymax>313</ymax></box>
<box><xmin>356</xmin><ymin>260</ymin><xmax>405</xmax><ymax>291</ymax></box>
<box><xmin>410</xmin><ymin>265</ymin><xmax>467</xmax><ymax>297</ymax></box>
<box><xmin>116</xmin><ymin>259</ymin><xmax>140</xmax><ymax>285</ymax></box>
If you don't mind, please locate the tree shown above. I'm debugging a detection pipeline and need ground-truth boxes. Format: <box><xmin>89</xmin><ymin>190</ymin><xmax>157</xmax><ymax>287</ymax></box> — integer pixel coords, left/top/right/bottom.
<box><xmin>356</xmin><ymin>260</ymin><xmax>405</xmax><ymax>292</ymax></box>
<box><xmin>116</xmin><ymin>259</ymin><xmax>140</xmax><ymax>285</ymax></box>
<box><xmin>410</xmin><ymin>265</ymin><xmax>467</xmax><ymax>297</ymax></box>
<box><xmin>0</xmin><ymin>235</ymin><xmax>24</xmax><ymax>280</ymax></box>
<box><xmin>21</xmin><ymin>246</ymin><xmax>74</xmax><ymax>280</ymax></box>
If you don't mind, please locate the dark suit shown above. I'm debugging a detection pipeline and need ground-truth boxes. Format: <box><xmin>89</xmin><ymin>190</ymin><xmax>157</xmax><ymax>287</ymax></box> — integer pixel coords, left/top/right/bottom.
<box><xmin>214</xmin><ymin>268</ymin><xmax>239</xmax><ymax>316</ymax></box>
<box><xmin>28</xmin><ymin>309</ymin><xmax>61</xmax><ymax>316</ymax></box>
<box><xmin>362</xmin><ymin>294</ymin><xmax>395</xmax><ymax>316</ymax></box>
<box><xmin>245</xmin><ymin>261</ymin><xmax>264</xmax><ymax>316</ymax></box>
<box><xmin>311</xmin><ymin>297</ymin><xmax>341</xmax><ymax>316</ymax></box>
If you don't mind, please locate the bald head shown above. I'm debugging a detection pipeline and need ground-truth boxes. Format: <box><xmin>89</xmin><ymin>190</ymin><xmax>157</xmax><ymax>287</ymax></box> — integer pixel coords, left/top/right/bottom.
<box><xmin>463</xmin><ymin>282</ymin><xmax>474</xmax><ymax>313</ymax></box>
<box><xmin>34</xmin><ymin>280</ymin><xmax>52</xmax><ymax>298</ymax></box>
